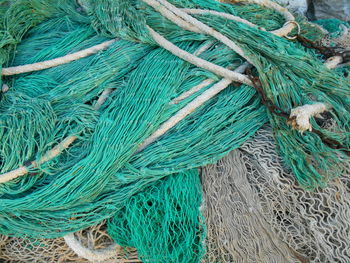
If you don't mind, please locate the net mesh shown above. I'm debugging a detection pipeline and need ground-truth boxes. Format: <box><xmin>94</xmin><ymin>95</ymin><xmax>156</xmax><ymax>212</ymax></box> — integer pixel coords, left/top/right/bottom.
<box><xmin>0</xmin><ymin>0</ymin><xmax>349</xmax><ymax>262</ymax></box>
<box><xmin>0</xmin><ymin>222</ymin><xmax>139</xmax><ymax>263</ymax></box>
<box><xmin>107</xmin><ymin>170</ymin><xmax>205</xmax><ymax>263</ymax></box>
<box><xmin>319</xmin><ymin>19</ymin><xmax>350</xmax><ymax>48</ymax></box>
<box><xmin>202</xmin><ymin>126</ymin><xmax>350</xmax><ymax>263</ymax></box>
<box><xmin>2</xmin><ymin>126</ymin><xmax>350</xmax><ymax>262</ymax></box>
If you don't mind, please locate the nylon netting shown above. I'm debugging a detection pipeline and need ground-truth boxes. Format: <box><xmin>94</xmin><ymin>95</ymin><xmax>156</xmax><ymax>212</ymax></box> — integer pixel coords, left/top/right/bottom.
<box><xmin>3</xmin><ymin>126</ymin><xmax>350</xmax><ymax>263</ymax></box>
<box><xmin>0</xmin><ymin>222</ymin><xmax>139</xmax><ymax>263</ymax></box>
<box><xmin>0</xmin><ymin>0</ymin><xmax>349</xmax><ymax>262</ymax></box>
<box><xmin>107</xmin><ymin>170</ymin><xmax>205</xmax><ymax>263</ymax></box>
<box><xmin>202</xmin><ymin>126</ymin><xmax>350</xmax><ymax>263</ymax></box>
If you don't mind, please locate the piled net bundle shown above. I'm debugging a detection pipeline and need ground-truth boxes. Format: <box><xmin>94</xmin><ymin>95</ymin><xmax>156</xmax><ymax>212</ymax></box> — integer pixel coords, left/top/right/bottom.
<box><xmin>0</xmin><ymin>0</ymin><xmax>349</xmax><ymax>262</ymax></box>
<box><xmin>0</xmin><ymin>222</ymin><xmax>139</xmax><ymax>262</ymax></box>
<box><xmin>202</xmin><ymin>126</ymin><xmax>350</xmax><ymax>263</ymax></box>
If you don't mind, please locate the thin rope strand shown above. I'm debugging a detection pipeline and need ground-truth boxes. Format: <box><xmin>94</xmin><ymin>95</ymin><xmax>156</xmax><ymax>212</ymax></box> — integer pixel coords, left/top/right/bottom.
<box><xmin>147</xmin><ymin>25</ymin><xmax>253</xmax><ymax>85</ymax></box>
<box><xmin>1</xmin><ymin>39</ymin><xmax>117</xmax><ymax>76</ymax></box>
<box><xmin>137</xmin><ymin>62</ymin><xmax>249</xmax><ymax>152</ymax></box>
<box><xmin>64</xmin><ymin>233</ymin><xmax>121</xmax><ymax>262</ymax></box>
<box><xmin>170</xmin><ymin>78</ymin><xmax>215</xmax><ymax>104</ymax></box>
<box><xmin>0</xmin><ymin>88</ymin><xmax>113</xmax><ymax>184</ymax></box>
<box><xmin>242</xmin><ymin>0</ymin><xmax>295</xmax><ymax>36</ymax></box>
<box><xmin>143</xmin><ymin>0</ymin><xmax>253</xmax><ymax>63</ymax></box>
<box><xmin>181</xmin><ymin>8</ymin><xmax>264</xmax><ymax>30</ymax></box>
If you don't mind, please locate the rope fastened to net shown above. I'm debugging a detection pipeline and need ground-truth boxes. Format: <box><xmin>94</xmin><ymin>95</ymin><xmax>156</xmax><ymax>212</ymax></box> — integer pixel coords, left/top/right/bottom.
<box><xmin>0</xmin><ymin>1</ymin><xmax>349</xmax><ymax>262</ymax></box>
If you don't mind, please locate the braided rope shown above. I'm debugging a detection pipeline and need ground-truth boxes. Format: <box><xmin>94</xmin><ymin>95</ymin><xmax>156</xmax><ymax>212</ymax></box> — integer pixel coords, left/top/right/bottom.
<box><xmin>1</xmin><ymin>39</ymin><xmax>117</xmax><ymax>76</ymax></box>
<box><xmin>0</xmin><ymin>88</ymin><xmax>113</xmax><ymax>184</ymax></box>
<box><xmin>147</xmin><ymin>25</ymin><xmax>253</xmax><ymax>85</ymax></box>
<box><xmin>0</xmin><ymin>34</ymin><xmax>249</xmax><ymax>183</ymax></box>
<box><xmin>181</xmin><ymin>8</ymin><xmax>265</xmax><ymax>30</ymax></box>
<box><xmin>324</xmin><ymin>56</ymin><xmax>343</xmax><ymax>69</ymax></box>
<box><xmin>64</xmin><ymin>233</ymin><xmax>120</xmax><ymax>262</ymax></box>
<box><xmin>138</xmin><ymin>62</ymin><xmax>250</xmax><ymax>152</ymax></box>
<box><xmin>0</xmin><ymin>0</ymin><xmax>329</xmax><ymax>186</ymax></box>
<box><xmin>145</xmin><ymin>0</ymin><xmax>253</xmax><ymax>63</ymax></box>
<box><xmin>1</xmin><ymin>0</ymin><xmax>295</xmax><ymax>78</ymax></box>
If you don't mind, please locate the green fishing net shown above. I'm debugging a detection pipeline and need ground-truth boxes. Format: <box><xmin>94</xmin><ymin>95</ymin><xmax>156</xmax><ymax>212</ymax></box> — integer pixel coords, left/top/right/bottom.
<box><xmin>0</xmin><ymin>0</ymin><xmax>349</xmax><ymax>262</ymax></box>
<box><xmin>315</xmin><ymin>18</ymin><xmax>350</xmax><ymax>36</ymax></box>
<box><xmin>108</xmin><ymin>169</ymin><xmax>205</xmax><ymax>263</ymax></box>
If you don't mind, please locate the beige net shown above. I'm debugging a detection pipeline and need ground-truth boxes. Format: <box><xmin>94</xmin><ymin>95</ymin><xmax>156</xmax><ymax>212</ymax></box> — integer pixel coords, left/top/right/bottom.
<box><xmin>0</xmin><ymin>222</ymin><xmax>140</xmax><ymax>263</ymax></box>
<box><xmin>321</xmin><ymin>24</ymin><xmax>350</xmax><ymax>49</ymax></box>
<box><xmin>202</xmin><ymin>126</ymin><xmax>350</xmax><ymax>263</ymax></box>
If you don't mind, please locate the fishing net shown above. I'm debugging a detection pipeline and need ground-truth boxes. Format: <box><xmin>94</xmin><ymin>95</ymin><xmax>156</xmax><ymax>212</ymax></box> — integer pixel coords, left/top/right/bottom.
<box><xmin>108</xmin><ymin>170</ymin><xmax>205</xmax><ymax>263</ymax></box>
<box><xmin>0</xmin><ymin>0</ymin><xmax>349</xmax><ymax>262</ymax></box>
<box><xmin>0</xmin><ymin>222</ymin><xmax>139</xmax><ymax>263</ymax></box>
<box><xmin>318</xmin><ymin>19</ymin><xmax>350</xmax><ymax>47</ymax></box>
<box><xmin>202</xmin><ymin>126</ymin><xmax>350</xmax><ymax>263</ymax></box>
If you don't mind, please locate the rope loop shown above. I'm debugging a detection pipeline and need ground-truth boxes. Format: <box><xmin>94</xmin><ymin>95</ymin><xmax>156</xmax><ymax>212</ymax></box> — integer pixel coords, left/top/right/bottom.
<box><xmin>283</xmin><ymin>21</ymin><xmax>301</xmax><ymax>40</ymax></box>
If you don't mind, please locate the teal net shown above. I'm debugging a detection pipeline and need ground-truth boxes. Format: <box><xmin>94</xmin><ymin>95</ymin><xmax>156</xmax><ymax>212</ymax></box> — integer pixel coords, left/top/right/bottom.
<box><xmin>108</xmin><ymin>169</ymin><xmax>205</xmax><ymax>263</ymax></box>
<box><xmin>315</xmin><ymin>18</ymin><xmax>350</xmax><ymax>36</ymax></box>
<box><xmin>0</xmin><ymin>0</ymin><xmax>349</xmax><ymax>262</ymax></box>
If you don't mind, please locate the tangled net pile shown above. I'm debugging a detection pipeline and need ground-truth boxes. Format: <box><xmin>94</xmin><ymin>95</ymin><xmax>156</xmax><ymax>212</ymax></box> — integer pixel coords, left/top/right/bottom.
<box><xmin>0</xmin><ymin>0</ymin><xmax>349</xmax><ymax>262</ymax></box>
<box><xmin>0</xmin><ymin>222</ymin><xmax>140</xmax><ymax>262</ymax></box>
<box><xmin>203</xmin><ymin>126</ymin><xmax>350</xmax><ymax>263</ymax></box>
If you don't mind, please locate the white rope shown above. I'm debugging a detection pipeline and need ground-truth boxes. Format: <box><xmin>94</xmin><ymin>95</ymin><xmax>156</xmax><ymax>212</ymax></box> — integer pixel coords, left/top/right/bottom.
<box><xmin>181</xmin><ymin>7</ymin><xmax>299</xmax><ymax>39</ymax></box>
<box><xmin>289</xmin><ymin>102</ymin><xmax>330</xmax><ymax>133</ymax></box>
<box><xmin>283</xmin><ymin>21</ymin><xmax>301</xmax><ymax>40</ymax></box>
<box><xmin>324</xmin><ymin>56</ymin><xmax>343</xmax><ymax>69</ymax></box>
<box><xmin>181</xmin><ymin>8</ymin><xmax>265</xmax><ymax>30</ymax></box>
<box><xmin>193</xmin><ymin>40</ymin><xmax>215</xmax><ymax>56</ymax></box>
<box><xmin>94</xmin><ymin>88</ymin><xmax>113</xmax><ymax>109</ymax></box>
<box><xmin>237</xmin><ymin>0</ymin><xmax>296</xmax><ymax>36</ymax></box>
<box><xmin>142</xmin><ymin>0</ymin><xmax>296</xmax><ymax>65</ymax></box>
<box><xmin>0</xmin><ymin>136</ymin><xmax>78</xmax><ymax>184</ymax></box>
<box><xmin>146</xmin><ymin>1</ymin><xmax>203</xmax><ymax>33</ymax></box>
<box><xmin>143</xmin><ymin>0</ymin><xmax>253</xmax><ymax>63</ymax></box>
<box><xmin>64</xmin><ymin>233</ymin><xmax>120</xmax><ymax>262</ymax></box>
<box><xmin>0</xmin><ymin>88</ymin><xmax>112</xmax><ymax>184</ymax></box>
<box><xmin>1</xmin><ymin>39</ymin><xmax>117</xmax><ymax>76</ymax></box>
<box><xmin>147</xmin><ymin>25</ymin><xmax>253</xmax><ymax>86</ymax></box>
<box><xmin>138</xmin><ymin>62</ymin><xmax>249</xmax><ymax>152</ymax></box>
<box><xmin>170</xmin><ymin>78</ymin><xmax>215</xmax><ymax>104</ymax></box>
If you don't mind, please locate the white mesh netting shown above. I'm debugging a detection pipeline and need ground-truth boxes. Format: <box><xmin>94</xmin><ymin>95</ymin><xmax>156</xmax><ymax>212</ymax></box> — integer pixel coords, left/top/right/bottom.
<box><xmin>202</xmin><ymin>126</ymin><xmax>350</xmax><ymax>263</ymax></box>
